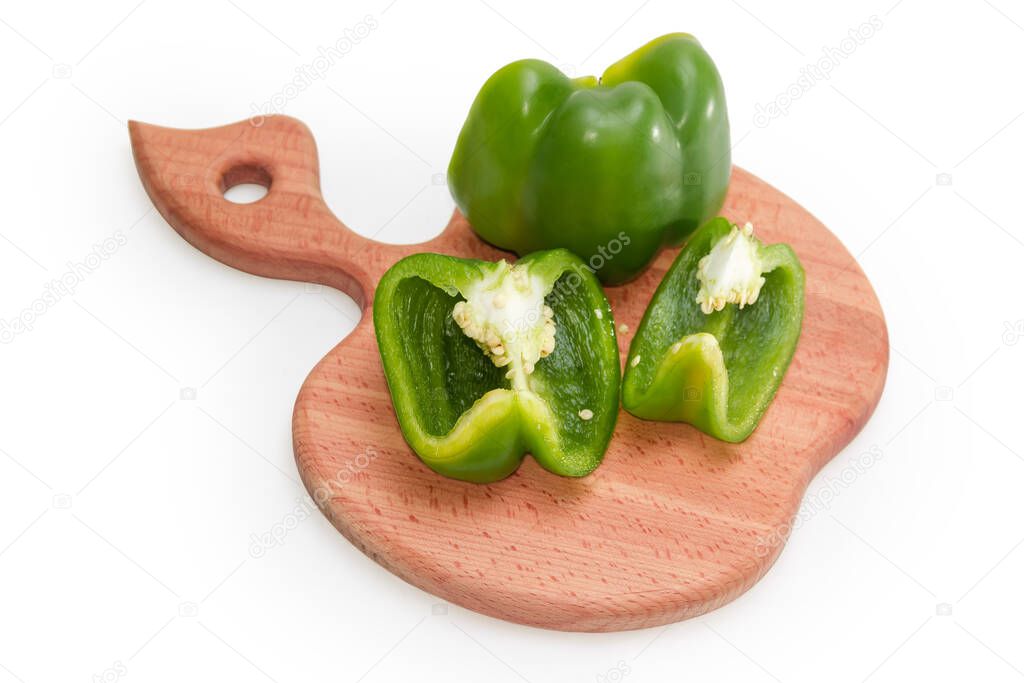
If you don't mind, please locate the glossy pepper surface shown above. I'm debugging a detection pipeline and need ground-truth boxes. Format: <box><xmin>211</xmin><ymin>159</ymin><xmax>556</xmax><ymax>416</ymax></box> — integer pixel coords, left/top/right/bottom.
<box><xmin>621</xmin><ymin>218</ymin><xmax>804</xmax><ymax>442</ymax></box>
<box><xmin>373</xmin><ymin>249</ymin><xmax>620</xmax><ymax>483</ymax></box>
<box><xmin>447</xmin><ymin>33</ymin><xmax>731</xmax><ymax>285</ymax></box>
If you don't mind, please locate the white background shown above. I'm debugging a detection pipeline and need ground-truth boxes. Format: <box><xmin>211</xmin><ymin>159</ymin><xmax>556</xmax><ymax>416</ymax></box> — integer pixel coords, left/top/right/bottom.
<box><xmin>1</xmin><ymin>1</ymin><xmax>1022</xmax><ymax>681</ymax></box>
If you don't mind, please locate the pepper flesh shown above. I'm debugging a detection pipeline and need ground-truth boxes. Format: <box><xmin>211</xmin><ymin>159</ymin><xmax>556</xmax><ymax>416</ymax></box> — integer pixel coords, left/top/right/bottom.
<box><xmin>373</xmin><ymin>250</ymin><xmax>620</xmax><ymax>482</ymax></box>
<box><xmin>447</xmin><ymin>33</ymin><xmax>730</xmax><ymax>285</ymax></box>
<box><xmin>621</xmin><ymin>218</ymin><xmax>805</xmax><ymax>442</ymax></box>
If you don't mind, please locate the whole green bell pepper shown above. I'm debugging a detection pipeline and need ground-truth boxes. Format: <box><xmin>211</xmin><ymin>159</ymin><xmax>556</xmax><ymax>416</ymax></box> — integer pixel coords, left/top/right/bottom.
<box><xmin>373</xmin><ymin>249</ymin><xmax>620</xmax><ymax>482</ymax></box>
<box><xmin>447</xmin><ymin>33</ymin><xmax>731</xmax><ymax>285</ymax></box>
<box><xmin>621</xmin><ymin>218</ymin><xmax>804</xmax><ymax>442</ymax></box>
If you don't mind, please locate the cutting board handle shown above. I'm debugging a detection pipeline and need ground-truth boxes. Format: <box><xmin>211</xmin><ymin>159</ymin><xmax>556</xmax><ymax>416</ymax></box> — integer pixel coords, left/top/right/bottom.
<box><xmin>129</xmin><ymin>115</ymin><xmax>388</xmax><ymax>307</ymax></box>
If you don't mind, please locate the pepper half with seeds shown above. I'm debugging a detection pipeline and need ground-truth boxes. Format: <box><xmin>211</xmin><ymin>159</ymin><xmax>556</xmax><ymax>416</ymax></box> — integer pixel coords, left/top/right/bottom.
<box><xmin>373</xmin><ymin>249</ymin><xmax>620</xmax><ymax>482</ymax></box>
<box><xmin>621</xmin><ymin>217</ymin><xmax>805</xmax><ymax>442</ymax></box>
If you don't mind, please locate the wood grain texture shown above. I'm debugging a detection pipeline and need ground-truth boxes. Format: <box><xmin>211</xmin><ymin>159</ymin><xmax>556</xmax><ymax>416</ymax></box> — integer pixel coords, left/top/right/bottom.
<box><xmin>129</xmin><ymin>115</ymin><xmax>888</xmax><ymax>632</ymax></box>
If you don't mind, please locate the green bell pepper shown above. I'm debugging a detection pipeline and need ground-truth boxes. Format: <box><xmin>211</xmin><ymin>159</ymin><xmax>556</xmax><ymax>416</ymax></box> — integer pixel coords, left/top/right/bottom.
<box><xmin>621</xmin><ymin>218</ymin><xmax>804</xmax><ymax>442</ymax></box>
<box><xmin>373</xmin><ymin>249</ymin><xmax>620</xmax><ymax>482</ymax></box>
<box><xmin>447</xmin><ymin>33</ymin><xmax>731</xmax><ymax>285</ymax></box>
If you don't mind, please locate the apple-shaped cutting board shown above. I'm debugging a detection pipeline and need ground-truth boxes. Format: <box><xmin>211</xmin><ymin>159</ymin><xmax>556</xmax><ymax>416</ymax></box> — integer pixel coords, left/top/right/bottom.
<box><xmin>130</xmin><ymin>115</ymin><xmax>887</xmax><ymax>632</ymax></box>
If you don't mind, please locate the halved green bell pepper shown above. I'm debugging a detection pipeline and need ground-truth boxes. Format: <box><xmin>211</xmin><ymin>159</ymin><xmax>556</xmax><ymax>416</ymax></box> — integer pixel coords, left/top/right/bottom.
<box><xmin>373</xmin><ymin>249</ymin><xmax>620</xmax><ymax>482</ymax></box>
<box><xmin>447</xmin><ymin>33</ymin><xmax>731</xmax><ymax>285</ymax></box>
<box><xmin>621</xmin><ymin>218</ymin><xmax>804</xmax><ymax>442</ymax></box>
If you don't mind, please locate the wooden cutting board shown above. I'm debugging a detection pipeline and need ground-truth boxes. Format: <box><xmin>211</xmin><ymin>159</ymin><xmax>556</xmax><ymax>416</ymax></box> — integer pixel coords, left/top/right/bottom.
<box><xmin>129</xmin><ymin>115</ymin><xmax>887</xmax><ymax>632</ymax></box>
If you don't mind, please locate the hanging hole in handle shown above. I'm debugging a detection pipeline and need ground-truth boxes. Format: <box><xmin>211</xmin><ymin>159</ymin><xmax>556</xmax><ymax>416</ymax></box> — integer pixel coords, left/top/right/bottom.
<box><xmin>221</xmin><ymin>164</ymin><xmax>272</xmax><ymax>204</ymax></box>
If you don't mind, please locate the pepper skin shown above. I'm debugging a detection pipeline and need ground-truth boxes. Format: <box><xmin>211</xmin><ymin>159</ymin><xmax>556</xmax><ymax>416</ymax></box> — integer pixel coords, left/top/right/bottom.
<box><xmin>373</xmin><ymin>249</ymin><xmax>620</xmax><ymax>483</ymax></box>
<box><xmin>447</xmin><ymin>33</ymin><xmax>730</xmax><ymax>285</ymax></box>
<box><xmin>621</xmin><ymin>218</ymin><xmax>804</xmax><ymax>442</ymax></box>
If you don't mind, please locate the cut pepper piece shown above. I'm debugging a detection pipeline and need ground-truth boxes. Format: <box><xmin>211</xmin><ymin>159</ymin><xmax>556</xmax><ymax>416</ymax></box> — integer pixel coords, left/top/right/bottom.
<box><xmin>621</xmin><ymin>217</ymin><xmax>805</xmax><ymax>442</ymax></box>
<box><xmin>373</xmin><ymin>249</ymin><xmax>620</xmax><ymax>483</ymax></box>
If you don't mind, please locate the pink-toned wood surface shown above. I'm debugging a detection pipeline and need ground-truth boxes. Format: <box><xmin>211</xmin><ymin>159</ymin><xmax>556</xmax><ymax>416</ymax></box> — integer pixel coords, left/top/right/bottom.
<box><xmin>129</xmin><ymin>115</ymin><xmax>888</xmax><ymax>632</ymax></box>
